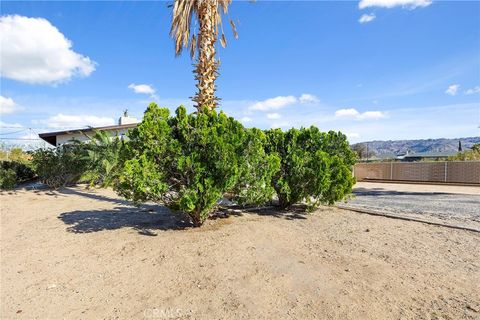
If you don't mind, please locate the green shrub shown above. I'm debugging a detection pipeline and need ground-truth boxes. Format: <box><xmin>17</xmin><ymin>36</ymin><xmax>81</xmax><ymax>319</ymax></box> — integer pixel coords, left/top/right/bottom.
<box><xmin>32</xmin><ymin>144</ymin><xmax>90</xmax><ymax>189</ymax></box>
<box><xmin>265</xmin><ymin>127</ymin><xmax>355</xmax><ymax>209</ymax></box>
<box><xmin>1</xmin><ymin>160</ymin><xmax>36</xmax><ymax>183</ymax></box>
<box><xmin>115</xmin><ymin>104</ymin><xmax>278</xmax><ymax>226</ymax></box>
<box><xmin>231</xmin><ymin>128</ymin><xmax>280</xmax><ymax>206</ymax></box>
<box><xmin>0</xmin><ymin>167</ymin><xmax>17</xmax><ymax>189</ymax></box>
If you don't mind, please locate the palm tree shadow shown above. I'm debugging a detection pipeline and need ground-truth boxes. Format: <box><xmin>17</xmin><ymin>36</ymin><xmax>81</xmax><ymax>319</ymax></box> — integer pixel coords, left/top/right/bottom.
<box><xmin>59</xmin><ymin>205</ymin><xmax>193</xmax><ymax>235</ymax></box>
<box><xmin>58</xmin><ymin>187</ymin><xmax>132</xmax><ymax>206</ymax></box>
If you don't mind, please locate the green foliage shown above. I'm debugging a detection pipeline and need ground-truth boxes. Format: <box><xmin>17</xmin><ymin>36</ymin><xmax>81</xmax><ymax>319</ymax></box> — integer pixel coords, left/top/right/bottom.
<box><xmin>83</xmin><ymin>130</ymin><xmax>124</xmax><ymax>187</ymax></box>
<box><xmin>0</xmin><ymin>167</ymin><xmax>17</xmax><ymax>189</ymax></box>
<box><xmin>115</xmin><ymin>103</ymin><xmax>277</xmax><ymax>226</ymax></box>
<box><xmin>231</xmin><ymin>128</ymin><xmax>280</xmax><ymax>206</ymax></box>
<box><xmin>448</xmin><ymin>143</ymin><xmax>480</xmax><ymax>161</ymax></box>
<box><xmin>0</xmin><ymin>148</ymin><xmax>36</xmax><ymax>189</ymax></box>
<box><xmin>0</xmin><ymin>147</ymin><xmax>32</xmax><ymax>162</ymax></box>
<box><xmin>114</xmin><ymin>104</ymin><xmax>355</xmax><ymax>226</ymax></box>
<box><xmin>1</xmin><ymin>160</ymin><xmax>36</xmax><ymax>183</ymax></box>
<box><xmin>264</xmin><ymin>127</ymin><xmax>355</xmax><ymax>209</ymax></box>
<box><xmin>32</xmin><ymin>144</ymin><xmax>90</xmax><ymax>189</ymax></box>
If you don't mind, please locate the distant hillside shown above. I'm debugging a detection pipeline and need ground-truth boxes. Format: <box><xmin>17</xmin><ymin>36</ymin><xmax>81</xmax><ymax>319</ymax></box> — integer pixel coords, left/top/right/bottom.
<box><xmin>352</xmin><ymin>137</ymin><xmax>480</xmax><ymax>156</ymax></box>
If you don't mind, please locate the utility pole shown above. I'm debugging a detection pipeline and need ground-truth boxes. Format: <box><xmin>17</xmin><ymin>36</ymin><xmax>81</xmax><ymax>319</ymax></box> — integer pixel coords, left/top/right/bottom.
<box><xmin>366</xmin><ymin>142</ymin><xmax>369</xmax><ymax>162</ymax></box>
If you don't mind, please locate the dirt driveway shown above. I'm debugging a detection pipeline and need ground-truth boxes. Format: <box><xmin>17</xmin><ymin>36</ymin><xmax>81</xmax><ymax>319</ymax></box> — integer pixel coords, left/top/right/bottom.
<box><xmin>1</xmin><ymin>186</ymin><xmax>479</xmax><ymax>319</ymax></box>
<box><xmin>342</xmin><ymin>182</ymin><xmax>480</xmax><ymax>230</ymax></box>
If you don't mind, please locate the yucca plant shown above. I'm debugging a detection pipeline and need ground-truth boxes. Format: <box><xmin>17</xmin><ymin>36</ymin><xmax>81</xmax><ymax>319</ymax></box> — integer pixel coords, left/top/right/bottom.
<box><xmin>170</xmin><ymin>0</ymin><xmax>237</xmax><ymax>112</ymax></box>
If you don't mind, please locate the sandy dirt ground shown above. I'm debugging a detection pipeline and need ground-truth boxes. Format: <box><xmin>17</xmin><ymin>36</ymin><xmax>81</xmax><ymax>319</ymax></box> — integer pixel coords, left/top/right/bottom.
<box><xmin>1</xmin><ymin>186</ymin><xmax>479</xmax><ymax>319</ymax></box>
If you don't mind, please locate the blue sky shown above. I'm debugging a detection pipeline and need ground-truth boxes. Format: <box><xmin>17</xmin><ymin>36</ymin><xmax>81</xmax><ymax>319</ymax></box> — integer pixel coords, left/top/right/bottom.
<box><xmin>1</xmin><ymin>0</ymin><xmax>479</xmax><ymax>145</ymax></box>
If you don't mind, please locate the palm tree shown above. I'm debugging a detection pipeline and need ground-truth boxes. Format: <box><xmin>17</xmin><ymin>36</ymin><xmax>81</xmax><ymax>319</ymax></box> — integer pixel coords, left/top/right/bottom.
<box><xmin>170</xmin><ymin>0</ymin><xmax>237</xmax><ymax>112</ymax></box>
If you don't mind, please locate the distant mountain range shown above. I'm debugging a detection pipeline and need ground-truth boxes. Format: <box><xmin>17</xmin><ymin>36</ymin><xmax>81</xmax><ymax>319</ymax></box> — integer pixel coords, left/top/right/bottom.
<box><xmin>352</xmin><ymin>137</ymin><xmax>480</xmax><ymax>156</ymax></box>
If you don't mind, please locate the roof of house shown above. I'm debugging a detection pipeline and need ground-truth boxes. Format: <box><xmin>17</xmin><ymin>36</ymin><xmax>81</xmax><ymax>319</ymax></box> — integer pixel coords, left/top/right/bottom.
<box><xmin>402</xmin><ymin>151</ymin><xmax>458</xmax><ymax>158</ymax></box>
<box><xmin>38</xmin><ymin>123</ymin><xmax>138</xmax><ymax>146</ymax></box>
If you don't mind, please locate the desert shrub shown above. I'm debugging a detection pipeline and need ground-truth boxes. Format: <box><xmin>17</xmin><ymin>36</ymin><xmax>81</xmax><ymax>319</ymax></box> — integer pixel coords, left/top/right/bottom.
<box><xmin>1</xmin><ymin>160</ymin><xmax>36</xmax><ymax>183</ymax></box>
<box><xmin>32</xmin><ymin>144</ymin><xmax>90</xmax><ymax>189</ymax></box>
<box><xmin>264</xmin><ymin>127</ymin><xmax>355</xmax><ymax>209</ymax></box>
<box><xmin>115</xmin><ymin>103</ymin><xmax>278</xmax><ymax>226</ymax></box>
<box><xmin>0</xmin><ymin>167</ymin><xmax>17</xmax><ymax>189</ymax></box>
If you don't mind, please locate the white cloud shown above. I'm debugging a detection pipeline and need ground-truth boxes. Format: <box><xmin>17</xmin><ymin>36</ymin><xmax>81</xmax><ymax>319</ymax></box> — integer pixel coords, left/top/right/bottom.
<box><xmin>0</xmin><ymin>15</ymin><xmax>96</xmax><ymax>84</ymax></box>
<box><xmin>0</xmin><ymin>120</ymin><xmax>22</xmax><ymax>128</ymax></box>
<box><xmin>249</xmin><ymin>95</ymin><xmax>297</xmax><ymax>111</ymax></box>
<box><xmin>359</xmin><ymin>0</ymin><xmax>432</xmax><ymax>9</ymax></box>
<box><xmin>249</xmin><ymin>93</ymin><xmax>318</xmax><ymax>111</ymax></box>
<box><xmin>335</xmin><ymin>108</ymin><xmax>387</xmax><ymax>120</ymax></box>
<box><xmin>358</xmin><ymin>111</ymin><xmax>387</xmax><ymax>120</ymax></box>
<box><xmin>465</xmin><ymin>86</ymin><xmax>480</xmax><ymax>95</ymax></box>
<box><xmin>267</xmin><ymin>113</ymin><xmax>282</xmax><ymax>120</ymax></box>
<box><xmin>299</xmin><ymin>94</ymin><xmax>319</xmax><ymax>104</ymax></box>
<box><xmin>240</xmin><ymin>116</ymin><xmax>252</xmax><ymax>123</ymax></box>
<box><xmin>346</xmin><ymin>132</ymin><xmax>360</xmax><ymax>139</ymax></box>
<box><xmin>335</xmin><ymin>108</ymin><xmax>360</xmax><ymax>118</ymax></box>
<box><xmin>38</xmin><ymin>114</ymin><xmax>115</xmax><ymax>129</ymax></box>
<box><xmin>445</xmin><ymin>84</ymin><xmax>460</xmax><ymax>96</ymax></box>
<box><xmin>359</xmin><ymin>13</ymin><xmax>376</xmax><ymax>23</ymax></box>
<box><xmin>128</xmin><ymin>83</ymin><xmax>156</xmax><ymax>95</ymax></box>
<box><xmin>0</xmin><ymin>96</ymin><xmax>22</xmax><ymax>114</ymax></box>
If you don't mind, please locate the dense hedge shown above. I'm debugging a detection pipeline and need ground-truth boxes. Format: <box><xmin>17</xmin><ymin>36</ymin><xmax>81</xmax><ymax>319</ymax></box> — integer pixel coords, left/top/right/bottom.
<box><xmin>113</xmin><ymin>104</ymin><xmax>355</xmax><ymax>226</ymax></box>
<box><xmin>115</xmin><ymin>104</ymin><xmax>280</xmax><ymax>226</ymax></box>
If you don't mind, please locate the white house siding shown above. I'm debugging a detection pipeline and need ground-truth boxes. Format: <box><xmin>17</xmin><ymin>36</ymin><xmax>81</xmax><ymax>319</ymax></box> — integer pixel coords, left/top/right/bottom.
<box><xmin>55</xmin><ymin>128</ymin><xmax>131</xmax><ymax>146</ymax></box>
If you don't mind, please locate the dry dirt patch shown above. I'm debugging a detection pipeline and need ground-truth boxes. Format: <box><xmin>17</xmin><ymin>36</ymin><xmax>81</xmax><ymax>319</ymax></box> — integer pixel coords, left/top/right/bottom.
<box><xmin>1</xmin><ymin>186</ymin><xmax>479</xmax><ymax>319</ymax></box>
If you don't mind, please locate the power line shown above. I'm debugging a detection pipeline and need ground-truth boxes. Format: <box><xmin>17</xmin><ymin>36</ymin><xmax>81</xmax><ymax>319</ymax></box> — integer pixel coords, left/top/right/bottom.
<box><xmin>0</xmin><ymin>138</ymin><xmax>42</xmax><ymax>141</ymax></box>
<box><xmin>0</xmin><ymin>129</ymin><xmax>27</xmax><ymax>135</ymax></box>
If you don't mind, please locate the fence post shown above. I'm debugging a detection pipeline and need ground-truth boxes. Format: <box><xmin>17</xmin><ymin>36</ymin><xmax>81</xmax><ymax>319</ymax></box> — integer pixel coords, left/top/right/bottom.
<box><xmin>390</xmin><ymin>162</ymin><xmax>393</xmax><ymax>180</ymax></box>
<box><xmin>444</xmin><ymin>162</ymin><xmax>448</xmax><ymax>182</ymax></box>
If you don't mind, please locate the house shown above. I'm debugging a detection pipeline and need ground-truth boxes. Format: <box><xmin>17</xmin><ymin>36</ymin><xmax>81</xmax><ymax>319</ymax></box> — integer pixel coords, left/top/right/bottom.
<box><xmin>39</xmin><ymin>114</ymin><xmax>139</xmax><ymax>147</ymax></box>
<box><xmin>400</xmin><ymin>150</ymin><xmax>458</xmax><ymax>162</ymax></box>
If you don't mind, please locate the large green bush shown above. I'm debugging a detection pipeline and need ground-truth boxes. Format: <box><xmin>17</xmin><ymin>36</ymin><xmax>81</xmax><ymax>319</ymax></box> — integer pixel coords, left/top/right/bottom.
<box><xmin>115</xmin><ymin>104</ymin><xmax>355</xmax><ymax>225</ymax></box>
<box><xmin>264</xmin><ymin>127</ymin><xmax>355</xmax><ymax>209</ymax></box>
<box><xmin>32</xmin><ymin>144</ymin><xmax>90</xmax><ymax>189</ymax></box>
<box><xmin>115</xmin><ymin>103</ymin><xmax>279</xmax><ymax>226</ymax></box>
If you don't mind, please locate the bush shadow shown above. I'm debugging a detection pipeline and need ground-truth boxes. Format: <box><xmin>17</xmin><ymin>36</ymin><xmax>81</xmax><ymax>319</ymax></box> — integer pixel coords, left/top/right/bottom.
<box><xmin>59</xmin><ymin>205</ymin><xmax>193</xmax><ymax>235</ymax></box>
<box><xmin>57</xmin><ymin>188</ymin><xmax>193</xmax><ymax>235</ymax></box>
<box><xmin>217</xmin><ymin>204</ymin><xmax>309</xmax><ymax>221</ymax></box>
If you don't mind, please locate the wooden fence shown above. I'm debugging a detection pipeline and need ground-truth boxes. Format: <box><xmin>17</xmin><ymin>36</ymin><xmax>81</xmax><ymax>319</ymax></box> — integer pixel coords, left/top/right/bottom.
<box><xmin>353</xmin><ymin>161</ymin><xmax>480</xmax><ymax>185</ymax></box>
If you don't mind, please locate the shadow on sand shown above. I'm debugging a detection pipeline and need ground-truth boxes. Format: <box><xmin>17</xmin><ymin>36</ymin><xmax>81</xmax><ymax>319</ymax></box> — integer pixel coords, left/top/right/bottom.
<box><xmin>57</xmin><ymin>187</ymin><xmax>309</xmax><ymax>236</ymax></box>
<box><xmin>58</xmin><ymin>205</ymin><xmax>194</xmax><ymax>235</ymax></box>
<box><xmin>57</xmin><ymin>188</ymin><xmax>193</xmax><ymax>235</ymax></box>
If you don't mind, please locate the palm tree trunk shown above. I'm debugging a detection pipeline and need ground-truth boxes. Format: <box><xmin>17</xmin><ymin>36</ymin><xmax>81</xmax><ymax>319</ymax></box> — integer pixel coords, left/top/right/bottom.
<box><xmin>193</xmin><ymin>0</ymin><xmax>219</xmax><ymax>112</ymax></box>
